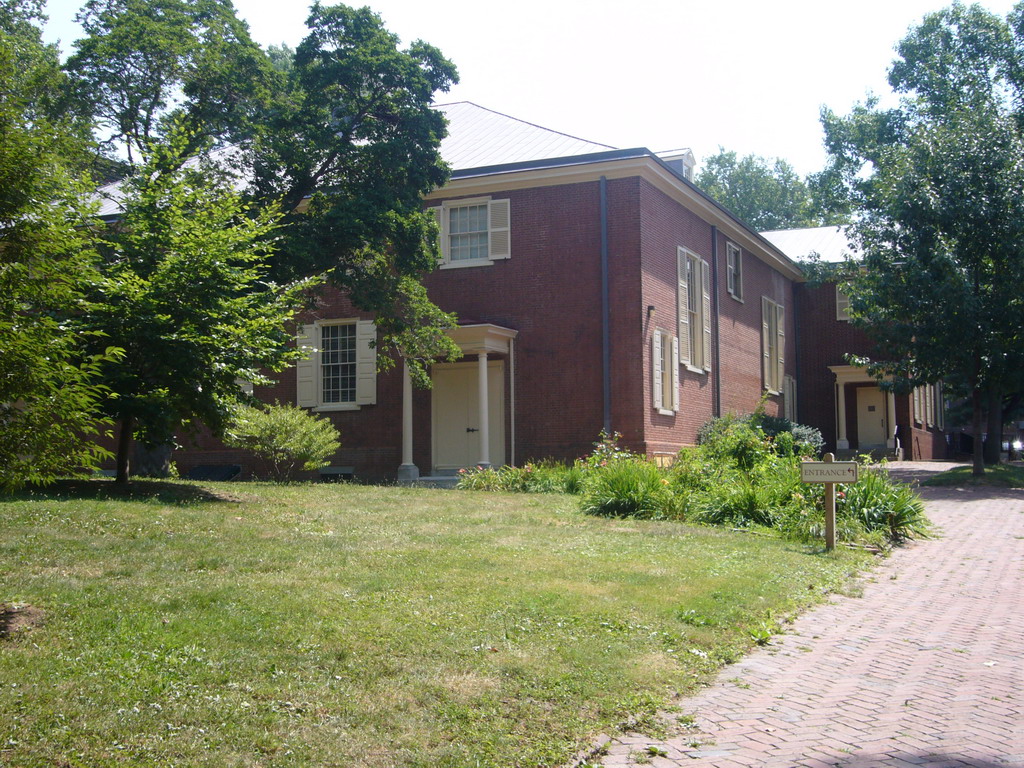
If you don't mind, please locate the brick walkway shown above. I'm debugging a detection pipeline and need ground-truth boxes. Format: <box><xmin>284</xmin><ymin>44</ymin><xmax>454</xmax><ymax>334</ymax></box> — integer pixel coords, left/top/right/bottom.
<box><xmin>592</xmin><ymin>463</ymin><xmax>1024</xmax><ymax>768</ymax></box>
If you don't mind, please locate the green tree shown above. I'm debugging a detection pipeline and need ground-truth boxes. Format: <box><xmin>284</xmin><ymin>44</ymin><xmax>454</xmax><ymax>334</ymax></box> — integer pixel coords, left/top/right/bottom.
<box><xmin>820</xmin><ymin>2</ymin><xmax>1024</xmax><ymax>475</ymax></box>
<box><xmin>243</xmin><ymin>3</ymin><xmax>461</xmax><ymax>381</ymax></box>
<box><xmin>80</xmin><ymin>129</ymin><xmax>311</xmax><ymax>482</ymax></box>
<box><xmin>67</xmin><ymin>0</ymin><xmax>461</xmax><ymax>384</ymax></box>
<box><xmin>225</xmin><ymin>402</ymin><xmax>341</xmax><ymax>481</ymax></box>
<box><xmin>695</xmin><ymin>149</ymin><xmax>847</xmax><ymax>231</ymax></box>
<box><xmin>66</xmin><ymin>0</ymin><xmax>275</xmax><ymax>165</ymax></box>
<box><xmin>0</xmin><ymin>0</ymin><xmax>120</xmax><ymax>490</ymax></box>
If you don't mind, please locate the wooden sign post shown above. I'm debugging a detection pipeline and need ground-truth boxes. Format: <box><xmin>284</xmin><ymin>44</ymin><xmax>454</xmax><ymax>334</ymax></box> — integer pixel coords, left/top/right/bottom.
<box><xmin>800</xmin><ymin>453</ymin><xmax>858</xmax><ymax>551</ymax></box>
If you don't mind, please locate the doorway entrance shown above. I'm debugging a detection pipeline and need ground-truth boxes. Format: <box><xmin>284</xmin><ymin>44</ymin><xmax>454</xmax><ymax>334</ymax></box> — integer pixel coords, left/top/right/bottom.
<box><xmin>432</xmin><ymin>361</ymin><xmax>504</xmax><ymax>471</ymax></box>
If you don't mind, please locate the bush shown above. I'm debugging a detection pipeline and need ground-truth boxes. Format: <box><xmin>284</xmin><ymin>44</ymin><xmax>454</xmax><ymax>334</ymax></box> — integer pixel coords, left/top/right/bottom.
<box><xmin>455</xmin><ymin>461</ymin><xmax>584</xmax><ymax>493</ymax></box>
<box><xmin>579</xmin><ymin>458</ymin><xmax>678</xmax><ymax>519</ymax></box>
<box><xmin>839</xmin><ymin>467</ymin><xmax>931</xmax><ymax>542</ymax></box>
<box><xmin>224</xmin><ymin>403</ymin><xmax>341</xmax><ymax>481</ymax></box>
<box><xmin>698</xmin><ymin>411</ymin><xmax>824</xmax><ymax>460</ymax></box>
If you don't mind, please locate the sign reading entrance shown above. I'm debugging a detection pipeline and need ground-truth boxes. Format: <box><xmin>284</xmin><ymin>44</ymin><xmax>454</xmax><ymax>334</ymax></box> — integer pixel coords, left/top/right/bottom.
<box><xmin>800</xmin><ymin>453</ymin><xmax>859</xmax><ymax>552</ymax></box>
<box><xmin>800</xmin><ymin>461</ymin><xmax>858</xmax><ymax>484</ymax></box>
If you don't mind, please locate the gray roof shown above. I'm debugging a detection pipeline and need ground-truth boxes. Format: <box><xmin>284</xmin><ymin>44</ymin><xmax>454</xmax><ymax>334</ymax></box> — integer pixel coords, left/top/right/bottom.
<box><xmin>760</xmin><ymin>226</ymin><xmax>856</xmax><ymax>263</ymax></box>
<box><xmin>436</xmin><ymin>101</ymin><xmax>616</xmax><ymax>170</ymax></box>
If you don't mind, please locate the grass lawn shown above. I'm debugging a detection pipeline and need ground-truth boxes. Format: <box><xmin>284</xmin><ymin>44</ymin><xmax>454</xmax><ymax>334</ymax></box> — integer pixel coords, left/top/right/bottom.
<box><xmin>0</xmin><ymin>480</ymin><xmax>871</xmax><ymax>767</ymax></box>
<box><xmin>922</xmin><ymin>463</ymin><xmax>1024</xmax><ymax>487</ymax></box>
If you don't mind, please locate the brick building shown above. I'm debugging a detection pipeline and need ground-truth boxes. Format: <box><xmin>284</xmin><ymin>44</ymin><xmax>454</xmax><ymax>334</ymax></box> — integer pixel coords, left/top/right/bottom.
<box><xmin>173</xmin><ymin>103</ymin><xmax>808</xmax><ymax>480</ymax></box>
<box><xmin>174</xmin><ymin>104</ymin><xmax>945</xmax><ymax>480</ymax></box>
<box><xmin>763</xmin><ymin>226</ymin><xmax>949</xmax><ymax>461</ymax></box>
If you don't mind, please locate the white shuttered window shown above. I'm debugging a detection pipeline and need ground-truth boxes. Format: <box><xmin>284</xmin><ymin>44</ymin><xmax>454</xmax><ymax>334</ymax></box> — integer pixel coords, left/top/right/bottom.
<box><xmin>677</xmin><ymin>247</ymin><xmax>711</xmax><ymax>372</ymax></box>
<box><xmin>430</xmin><ymin>197</ymin><xmax>511</xmax><ymax>267</ymax></box>
<box><xmin>296</xmin><ymin>319</ymin><xmax>377</xmax><ymax>410</ymax></box>
<box><xmin>762</xmin><ymin>297</ymin><xmax>785</xmax><ymax>394</ymax></box>
<box><xmin>652</xmin><ymin>329</ymin><xmax>679</xmax><ymax>414</ymax></box>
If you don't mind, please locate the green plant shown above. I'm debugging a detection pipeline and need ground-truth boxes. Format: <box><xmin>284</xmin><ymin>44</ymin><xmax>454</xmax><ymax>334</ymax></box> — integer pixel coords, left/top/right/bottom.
<box><xmin>839</xmin><ymin>468</ymin><xmax>931</xmax><ymax>542</ymax></box>
<box><xmin>579</xmin><ymin>458</ymin><xmax>677</xmax><ymax>519</ymax></box>
<box><xmin>224</xmin><ymin>402</ymin><xmax>341</xmax><ymax>481</ymax></box>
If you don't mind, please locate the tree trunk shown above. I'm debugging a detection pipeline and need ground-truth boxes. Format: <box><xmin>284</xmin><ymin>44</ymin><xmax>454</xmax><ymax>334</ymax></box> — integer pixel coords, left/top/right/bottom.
<box><xmin>115</xmin><ymin>415</ymin><xmax>134</xmax><ymax>484</ymax></box>
<box><xmin>984</xmin><ymin>388</ymin><xmax>1003</xmax><ymax>465</ymax></box>
<box><xmin>971</xmin><ymin>388</ymin><xmax>985</xmax><ymax>476</ymax></box>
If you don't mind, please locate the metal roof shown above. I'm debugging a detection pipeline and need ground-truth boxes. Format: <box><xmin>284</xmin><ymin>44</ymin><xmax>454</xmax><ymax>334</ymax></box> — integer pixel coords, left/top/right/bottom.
<box><xmin>760</xmin><ymin>226</ymin><xmax>856</xmax><ymax>263</ymax></box>
<box><xmin>436</xmin><ymin>101</ymin><xmax>616</xmax><ymax>171</ymax></box>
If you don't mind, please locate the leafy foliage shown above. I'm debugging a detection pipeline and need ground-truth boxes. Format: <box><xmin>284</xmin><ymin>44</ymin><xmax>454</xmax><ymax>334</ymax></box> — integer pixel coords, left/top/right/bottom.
<box><xmin>820</xmin><ymin>3</ymin><xmax>1024</xmax><ymax>473</ymax></box>
<box><xmin>457</xmin><ymin>420</ymin><xmax>926</xmax><ymax>547</ymax></box>
<box><xmin>243</xmin><ymin>3</ymin><xmax>462</xmax><ymax>381</ymax></box>
<box><xmin>79</xmin><ymin>128</ymin><xmax>311</xmax><ymax>479</ymax></box>
<box><xmin>695</xmin><ymin>148</ymin><xmax>848</xmax><ymax>230</ymax></box>
<box><xmin>0</xmin><ymin>1</ymin><xmax>118</xmax><ymax>490</ymax></box>
<box><xmin>66</xmin><ymin>0</ymin><xmax>275</xmax><ymax>164</ymax></box>
<box><xmin>224</xmin><ymin>403</ymin><xmax>341</xmax><ymax>481</ymax></box>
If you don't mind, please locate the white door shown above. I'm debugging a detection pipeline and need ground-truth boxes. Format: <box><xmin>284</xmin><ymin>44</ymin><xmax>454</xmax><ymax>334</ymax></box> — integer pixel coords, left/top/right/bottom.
<box><xmin>432</xmin><ymin>362</ymin><xmax>504</xmax><ymax>471</ymax></box>
<box><xmin>857</xmin><ymin>386</ymin><xmax>887</xmax><ymax>448</ymax></box>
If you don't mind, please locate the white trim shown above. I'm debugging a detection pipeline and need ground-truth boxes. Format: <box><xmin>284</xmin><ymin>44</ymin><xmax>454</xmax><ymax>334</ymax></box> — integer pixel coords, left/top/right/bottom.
<box><xmin>726</xmin><ymin>241</ymin><xmax>743</xmax><ymax>300</ymax></box>
<box><xmin>296</xmin><ymin>319</ymin><xmax>377</xmax><ymax>410</ymax></box>
<box><xmin>677</xmin><ymin>247</ymin><xmax>710</xmax><ymax>374</ymax></box>
<box><xmin>424</xmin><ymin>156</ymin><xmax>804</xmax><ymax>281</ymax></box>
<box><xmin>434</xmin><ymin>196</ymin><xmax>511</xmax><ymax>267</ymax></box>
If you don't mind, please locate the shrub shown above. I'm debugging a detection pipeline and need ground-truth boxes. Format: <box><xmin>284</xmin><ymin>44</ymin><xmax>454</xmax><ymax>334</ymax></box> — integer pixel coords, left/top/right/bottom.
<box><xmin>839</xmin><ymin>467</ymin><xmax>931</xmax><ymax>542</ymax></box>
<box><xmin>698</xmin><ymin>412</ymin><xmax>824</xmax><ymax>460</ymax></box>
<box><xmin>455</xmin><ymin>461</ymin><xmax>584</xmax><ymax>494</ymax></box>
<box><xmin>224</xmin><ymin>403</ymin><xmax>341</xmax><ymax>481</ymax></box>
<box><xmin>579</xmin><ymin>458</ymin><xmax>677</xmax><ymax>519</ymax></box>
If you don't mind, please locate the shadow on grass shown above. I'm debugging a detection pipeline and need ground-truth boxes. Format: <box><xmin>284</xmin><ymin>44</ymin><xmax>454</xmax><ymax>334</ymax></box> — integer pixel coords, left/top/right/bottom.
<box><xmin>9</xmin><ymin>478</ymin><xmax>240</xmax><ymax>505</ymax></box>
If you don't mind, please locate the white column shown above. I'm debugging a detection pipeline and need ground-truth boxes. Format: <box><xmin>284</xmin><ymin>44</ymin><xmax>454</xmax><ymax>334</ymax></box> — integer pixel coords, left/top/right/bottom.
<box><xmin>477</xmin><ymin>352</ymin><xmax>490</xmax><ymax>468</ymax></box>
<box><xmin>396</xmin><ymin>359</ymin><xmax>419</xmax><ymax>483</ymax></box>
<box><xmin>886</xmin><ymin>391</ymin><xmax>897</xmax><ymax>451</ymax></box>
<box><xmin>836</xmin><ymin>381</ymin><xmax>850</xmax><ymax>450</ymax></box>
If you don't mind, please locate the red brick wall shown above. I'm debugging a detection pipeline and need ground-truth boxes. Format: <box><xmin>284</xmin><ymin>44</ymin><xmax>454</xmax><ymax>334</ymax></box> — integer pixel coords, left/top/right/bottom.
<box><xmin>176</xmin><ymin>178</ymin><xmax>639</xmax><ymax>479</ymax></box>
<box><xmin>795</xmin><ymin>283</ymin><xmax>878</xmax><ymax>451</ymax></box>
<box><xmin>636</xmin><ymin>180</ymin><xmax>797</xmax><ymax>456</ymax></box>
<box><xmin>174</xmin><ymin>175</ymin><xmax>804</xmax><ymax>479</ymax></box>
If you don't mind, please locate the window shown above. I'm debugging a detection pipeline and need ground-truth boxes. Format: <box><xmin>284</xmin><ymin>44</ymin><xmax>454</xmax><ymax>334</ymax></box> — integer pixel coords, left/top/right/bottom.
<box><xmin>783</xmin><ymin>375</ymin><xmax>797</xmax><ymax>422</ymax></box>
<box><xmin>321</xmin><ymin>323</ymin><xmax>357</xmax><ymax>404</ymax></box>
<box><xmin>762</xmin><ymin>297</ymin><xmax>785</xmax><ymax>394</ymax></box>
<box><xmin>678</xmin><ymin>247</ymin><xmax>711</xmax><ymax>372</ymax></box>
<box><xmin>836</xmin><ymin>286</ymin><xmax>851</xmax><ymax>321</ymax></box>
<box><xmin>652</xmin><ymin>329</ymin><xmax>679</xmax><ymax>414</ymax></box>
<box><xmin>430</xmin><ymin>197</ymin><xmax>511</xmax><ymax>267</ymax></box>
<box><xmin>914</xmin><ymin>382</ymin><xmax>943</xmax><ymax>428</ymax></box>
<box><xmin>726</xmin><ymin>242</ymin><xmax>743</xmax><ymax>300</ymax></box>
<box><xmin>296</xmin><ymin>319</ymin><xmax>377</xmax><ymax>410</ymax></box>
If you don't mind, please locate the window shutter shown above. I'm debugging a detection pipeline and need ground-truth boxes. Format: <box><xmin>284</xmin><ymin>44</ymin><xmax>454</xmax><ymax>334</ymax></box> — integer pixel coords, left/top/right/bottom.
<box><xmin>936</xmin><ymin>383</ymin><xmax>944</xmax><ymax>429</ymax></box>
<box><xmin>701</xmin><ymin>259</ymin><xmax>712</xmax><ymax>371</ymax></box>
<box><xmin>488</xmin><ymin>199</ymin><xmax>511</xmax><ymax>259</ymax></box>
<box><xmin>776</xmin><ymin>303</ymin><xmax>785</xmax><ymax>393</ymax></box>
<box><xmin>926</xmin><ymin>384</ymin><xmax>934</xmax><ymax>427</ymax></box>
<box><xmin>296</xmin><ymin>324</ymin><xmax>317</xmax><ymax>407</ymax></box>
<box><xmin>677</xmin><ymin>248</ymin><xmax>690</xmax><ymax>365</ymax></box>
<box><xmin>784</xmin><ymin>375</ymin><xmax>797</xmax><ymax>422</ymax></box>
<box><xmin>726</xmin><ymin>248</ymin><xmax>735</xmax><ymax>295</ymax></box>
<box><xmin>429</xmin><ymin>206</ymin><xmax>444</xmax><ymax>263</ymax></box>
<box><xmin>836</xmin><ymin>286</ymin><xmax>851</xmax><ymax>321</ymax></box>
<box><xmin>670</xmin><ymin>335</ymin><xmax>680</xmax><ymax>411</ymax></box>
<box><xmin>355</xmin><ymin>320</ymin><xmax>377</xmax><ymax>405</ymax></box>
<box><xmin>652</xmin><ymin>331</ymin><xmax>663</xmax><ymax>410</ymax></box>
<box><xmin>762</xmin><ymin>297</ymin><xmax>771</xmax><ymax>391</ymax></box>
<box><xmin>913</xmin><ymin>387</ymin><xmax>922</xmax><ymax>424</ymax></box>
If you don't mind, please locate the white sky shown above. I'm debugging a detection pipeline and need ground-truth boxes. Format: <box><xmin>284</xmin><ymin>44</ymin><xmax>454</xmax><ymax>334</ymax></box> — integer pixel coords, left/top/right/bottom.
<box><xmin>43</xmin><ymin>0</ymin><xmax>1020</xmax><ymax>176</ymax></box>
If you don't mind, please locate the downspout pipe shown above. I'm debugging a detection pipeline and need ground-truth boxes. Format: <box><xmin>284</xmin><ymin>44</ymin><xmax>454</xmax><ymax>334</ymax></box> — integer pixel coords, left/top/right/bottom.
<box><xmin>600</xmin><ymin>176</ymin><xmax>611</xmax><ymax>434</ymax></box>
<box><xmin>711</xmin><ymin>225</ymin><xmax>721</xmax><ymax>418</ymax></box>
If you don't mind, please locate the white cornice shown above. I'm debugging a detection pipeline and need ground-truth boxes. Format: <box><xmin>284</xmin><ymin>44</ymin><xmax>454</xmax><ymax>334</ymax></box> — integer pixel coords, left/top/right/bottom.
<box><xmin>426</xmin><ymin>157</ymin><xmax>805</xmax><ymax>282</ymax></box>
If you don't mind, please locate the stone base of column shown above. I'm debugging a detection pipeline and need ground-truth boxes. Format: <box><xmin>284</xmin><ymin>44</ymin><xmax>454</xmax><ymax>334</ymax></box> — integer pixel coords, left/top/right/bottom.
<box><xmin>396</xmin><ymin>463</ymin><xmax>420</xmax><ymax>485</ymax></box>
<box><xmin>836</xmin><ymin>439</ymin><xmax>850</xmax><ymax>450</ymax></box>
